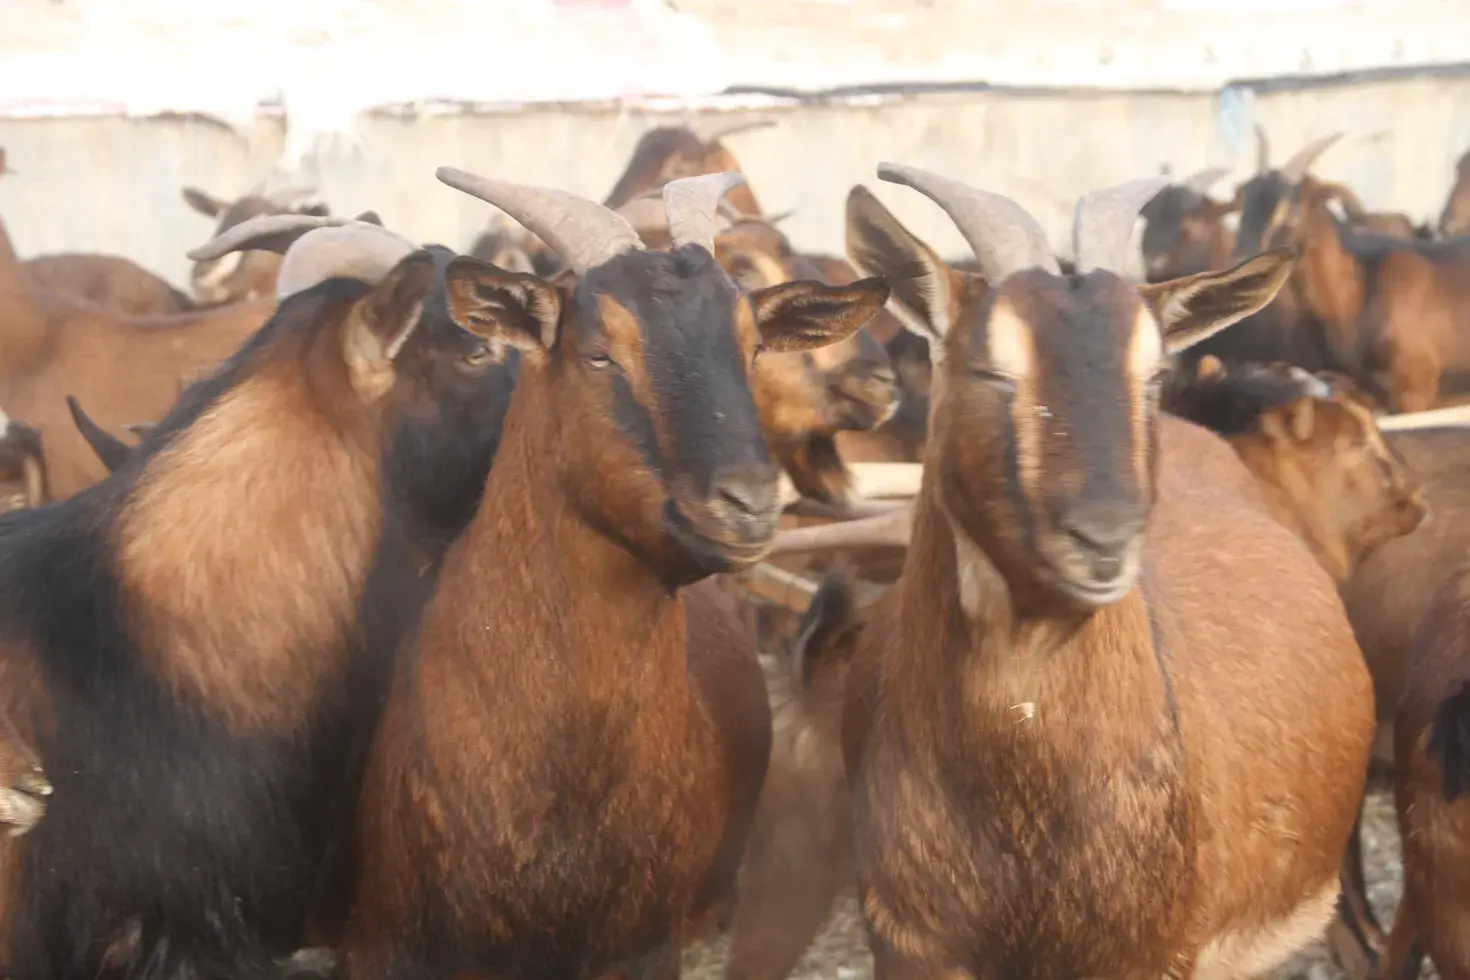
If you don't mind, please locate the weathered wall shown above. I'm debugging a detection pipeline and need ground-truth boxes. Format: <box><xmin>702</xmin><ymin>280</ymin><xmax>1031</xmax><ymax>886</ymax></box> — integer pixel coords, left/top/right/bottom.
<box><xmin>2</xmin><ymin>71</ymin><xmax>1469</xmax><ymax>286</ymax></box>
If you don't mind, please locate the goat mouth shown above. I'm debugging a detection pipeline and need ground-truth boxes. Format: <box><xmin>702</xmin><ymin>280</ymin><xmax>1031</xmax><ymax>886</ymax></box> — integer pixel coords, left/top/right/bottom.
<box><xmin>1038</xmin><ymin>554</ymin><xmax>1140</xmax><ymax>609</ymax></box>
<box><xmin>662</xmin><ymin>508</ymin><xmax>775</xmax><ymax>573</ymax></box>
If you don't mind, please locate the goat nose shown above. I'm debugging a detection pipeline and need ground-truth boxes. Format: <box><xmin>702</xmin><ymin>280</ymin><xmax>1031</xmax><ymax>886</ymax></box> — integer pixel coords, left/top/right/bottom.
<box><xmin>709</xmin><ymin>465</ymin><xmax>780</xmax><ymax>542</ymax></box>
<box><xmin>1059</xmin><ymin>509</ymin><xmax>1143</xmax><ymax>582</ymax></box>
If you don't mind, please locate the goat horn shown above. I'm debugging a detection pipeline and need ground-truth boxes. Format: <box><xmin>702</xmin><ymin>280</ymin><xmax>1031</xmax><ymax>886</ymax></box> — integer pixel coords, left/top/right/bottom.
<box><xmin>687</xmin><ymin>118</ymin><xmax>775</xmax><ymax>146</ymax></box>
<box><xmin>186</xmin><ymin>213</ymin><xmax>357</xmax><ymax>261</ymax></box>
<box><xmin>1280</xmin><ymin>133</ymin><xmax>1343</xmax><ymax>183</ymax></box>
<box><xmin>1184</xmin><ymin>166</ymin><xmax>1232</xmax><ymax>195</ymax></box>
<box><xmin>1255</xmin><ymin>125</ymin><xmax>1271</xmax><ymax>172</ymax></box>
<box><xmin>273</xmin><ymin>224</ymin><xmax>419</xmax><ymax>301</ymax></box>
<box><xmin>766</xmin><ymin>209</ymin><xmax>796</xmax><ymax>226</ymax></box>
<box><xmin>877</xmin><ymin>163</ymin><xmax>1058</xmax><ymax>283</ymax></box>
<box><xmin>1073</xmin><ymin>177</ymin><xmax>1170</xmax><ymax>275</ymax></box>
<box><xmin>664</xmin><ymin>173</ymin><xmax>748</xmax><ymax>255</ymax></box>
<box><xmin>437</xmin><ymin>167</ymin><xmax>643</xmax><ymax>274</ymax></box>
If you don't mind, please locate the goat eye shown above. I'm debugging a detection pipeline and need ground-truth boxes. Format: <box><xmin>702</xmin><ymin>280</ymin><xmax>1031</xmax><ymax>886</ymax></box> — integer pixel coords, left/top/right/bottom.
<box><xmin>461</xmin><ymin>345</ymin><xmax>493</xmax><ymax>368</ymax></box>
<box><xmin>969</xmin><ymin>366</ymin><xmax>1017</xmax><ymax>392</ymax></box>
<box><xmin>587</xmin><ymin>353</ymin><xmax>616</xmax><ymax>371</ymax></box>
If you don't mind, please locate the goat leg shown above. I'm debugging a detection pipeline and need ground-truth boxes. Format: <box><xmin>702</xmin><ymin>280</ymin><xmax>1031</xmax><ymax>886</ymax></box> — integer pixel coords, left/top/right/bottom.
<box><xmin>1325</xmin><ymin>803</ymin><xmax>1385</xmax><ymax>979</ymax></box>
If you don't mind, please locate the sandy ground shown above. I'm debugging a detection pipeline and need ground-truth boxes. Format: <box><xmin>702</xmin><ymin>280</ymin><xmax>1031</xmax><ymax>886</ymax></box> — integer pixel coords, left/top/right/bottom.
<box><xmin>681</xmin><ymin>772</ymin><xmax>1433</xmax><ymax>980</ymax></box>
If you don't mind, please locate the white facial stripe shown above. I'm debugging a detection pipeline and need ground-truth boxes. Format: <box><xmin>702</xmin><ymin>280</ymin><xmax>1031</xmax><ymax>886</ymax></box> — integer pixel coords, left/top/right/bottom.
<box><xmin>986</xmin><ymin>300</ymin><xmax>1034</xmax><ymax>380</ymax></box>
<box><xmin>1127</xmin><ymin>305</ymin><xmax>1163</xmax><ymax>379</ymax></box>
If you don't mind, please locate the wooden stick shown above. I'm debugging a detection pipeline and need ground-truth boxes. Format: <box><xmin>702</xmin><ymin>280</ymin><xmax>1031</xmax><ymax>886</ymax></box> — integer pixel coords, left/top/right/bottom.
<box><xmin>1377</xmin><ymin>404</ymin><xmax>1470</xmax><ymax>431</ymax></box>
<box><xmin>768</xmin><ymin>505</ymin><xmax>914</xmax><ymax>556</ymax></box>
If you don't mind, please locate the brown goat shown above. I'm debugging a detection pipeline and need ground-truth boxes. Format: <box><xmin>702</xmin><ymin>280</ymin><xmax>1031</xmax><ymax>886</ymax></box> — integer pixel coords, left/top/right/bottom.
<box><xmin>1438</xmin><ymin>149</ymin><xmax>1470</xmax><ymax>238</ymax></box>
<box><xmin>22</xmin><ymin>254</ymin><xmax>194</xmax><ymax>316</ymax></box>
<box><xmin>835</xmin><ymin>164</ymin><xmax>1371</xmax><ymax>978</ymax></box>
<box><xmin>0</xmin><ymin>196</ymin><xmax>279</xmax><ymax>497</ymax></box>
<box><xmin>1234</xmin><ymin>133</ymin><xmax>1470</xmax><ymax>413</ymax></box>
<box><xmin>182</xmin><ymin>182</ymin><xmax>329</xmax><ymax>304</ymax></box>
<box><xmin>0</xmin><ymin>714</ymin><xmax>49</xmax><ymax>839</ymax></box>
<box><xmin>1377</xmin><ymin>563</ymin><xmax>1470</xmax><ymax>979</ymax></box>
<box><xmin>724</xmin><ymin>352</ymin><xmax>1425</xmax><ymax>980</ymax></box>
<box><xmin>337</xmin><ymin>171</ymin><xmax>888</xmax><ymax>980</ymax></box>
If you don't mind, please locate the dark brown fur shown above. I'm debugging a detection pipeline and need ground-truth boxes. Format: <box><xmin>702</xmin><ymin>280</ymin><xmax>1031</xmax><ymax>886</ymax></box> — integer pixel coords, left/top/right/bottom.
<box><xmin>1379</xmin><ymin>564</ymin><xmax>1470</xmax><ymax>979</ymax></box>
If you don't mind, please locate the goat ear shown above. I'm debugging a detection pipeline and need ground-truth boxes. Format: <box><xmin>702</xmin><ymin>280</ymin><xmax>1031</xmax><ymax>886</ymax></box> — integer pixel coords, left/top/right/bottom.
<box><xmin>1139</xmin><ymin>246</ymin><xmax>1297</xmax><ymax>354</ymax></box>
<box><xmin>182</xmin><ymin>187</ymin><xmax>225</xmax><ymax>219</ymax></box>
<box><xmin>444</xmin><ymin>256</ymin><xmax>561</xmax><ymax>357</ymax></box>
<box><xmin>846</xmin><ymin>184</ymin><xmax>968</xmax><ymax>348</ymax></box>
<box><xmin>751</xmin><ymin>278</ymin><xmax>891</xmax><ymax>354</ymax></box>
<box><xmin>341</xmin><ymin>251</ymin><xmax>438</xmax><ymax>402</ymax></box>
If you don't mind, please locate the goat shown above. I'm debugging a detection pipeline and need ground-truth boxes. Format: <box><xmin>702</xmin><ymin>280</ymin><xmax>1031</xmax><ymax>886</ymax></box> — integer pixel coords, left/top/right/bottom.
<box><xmin>1163</xmin><ymin>357</ymin><xmax>1426</xmax><ymax>582</ymax></box>
<box><xmin>724</xmin><ymin>351</ymin><xmax>1425</xmax><ymax>980</ymax></box>
<box><xmin>22</xmin><ymin>254</ymin><xmax>194</xmax><ymax>316</ymax></box>
<box><xmin>1139</xmin><ymin>167</ymin><xmax>1237</xmax><ymax>281</ymax></box>
<box><xmin>182</xmin><ymin>182</ymin><xmax>330</xmax><ymax>305</ymax></box>
<box><xmin>1327</xmin><ymin>421</ymin><xmax>1470</xmax><ymax>965</ymax></box>
<box><xmin>0</xmin><ymin>410</ymin><xmax>48</xmax><ymax>514</ymax></box>
<box><xmin>830</xmin><ymin>163</ymin><xmax>1371</xmax><ymax>978</ymax></box>
<box><xmin>0</xmin><ymin>212</ymin><xmax>521</xmax><ymax>980</ymax></box>
<box><xmin>1233</xmin><ymin>133</ymin><xmax>1470</xmax><ymax>413</ymax></box>
<box><xmin>0</xmin><ymin>713</ymin><xmax>48</xmax><ymax>839</ymax></box>
<box><xmin>1377</xmin><ymin>563</ymin><xmax>1470</xmax><ymax>979</ymax></box>
<box><xmin>336</xmin><ymin>170</ymin><xmax>889</xmax><ymax>980</ymax></box>
<box><xmin>1440</xmin><ymin>149</ymin><xmax>1470</xmax><ymax>238</ymax></box>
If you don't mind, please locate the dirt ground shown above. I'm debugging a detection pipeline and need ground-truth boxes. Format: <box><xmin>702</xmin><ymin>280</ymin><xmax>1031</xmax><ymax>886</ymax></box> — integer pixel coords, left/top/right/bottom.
<box><xmin>681</xmin><ymin>771</ymin><xmax>1433</xmax><ymax>980</ymax></box>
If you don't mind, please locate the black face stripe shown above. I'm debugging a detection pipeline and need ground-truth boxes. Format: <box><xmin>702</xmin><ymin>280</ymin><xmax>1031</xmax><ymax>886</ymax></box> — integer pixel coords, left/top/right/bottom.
<box><xmin>609</xmin><ymin>372</ymin><xmax>666</xmax><ymax>475</ymax></box>
<box><xmin>586</xmin><ymin>248</ymin><xmax>771</xmax><ymax>498</ymax></box>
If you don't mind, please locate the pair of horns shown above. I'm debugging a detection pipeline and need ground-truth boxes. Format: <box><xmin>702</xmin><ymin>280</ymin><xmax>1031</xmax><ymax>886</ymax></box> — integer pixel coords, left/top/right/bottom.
<box><xmin>1255</xmin><ymin>126</ymin><xmax>1344</xmax><ymax>181</ymax></box>
<box><xmin>437</xmin><ymin>168</ymin><xmax>748</xmax><ymax>272</ymax></box>
<box><xmin>877</xmin><ymin>165</ymin><xmax>1165</xmax><ymax>280</ymax></box>
<box><xmin>187</xmin><ymin>211</ymin><xmax>415</xmax><ymax>301</ymax></box>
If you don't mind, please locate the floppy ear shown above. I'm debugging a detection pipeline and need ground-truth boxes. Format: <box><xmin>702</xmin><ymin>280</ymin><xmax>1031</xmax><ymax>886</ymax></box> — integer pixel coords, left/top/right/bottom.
<box><xmin>750</xmin><ymin>277</ymin><xmax>891</xmax><ymax>354</ymax></box>
<box><xmin>845</xmin><ymin>184</ymin><xmax>973</xmax><ymax>349</ymax></box>
<box><xmin>1138</xmin><ymin>246</ymin><xmax>1297</xmax><ymax>354</ymax></box>
<box><xmin>182</xmin><ymin>187</ymin><xmax>226</xmax><ymax>219</ymax></box>
<box><xmin>341</xmin><ymin>251</ymin><xmax>439</xmax><ymax>402</ymax></box>
<box><xmin>443</xmin><ymin>256</ymin><xmax>562</xmax><ymax>360</ymax></box>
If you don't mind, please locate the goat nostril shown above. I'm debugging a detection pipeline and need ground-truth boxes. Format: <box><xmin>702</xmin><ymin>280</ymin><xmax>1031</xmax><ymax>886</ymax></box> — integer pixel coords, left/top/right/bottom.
<box><xmin>714</xmin><ymin>477</ymin><xmax>778</xmax><ymax>522</ymax></box>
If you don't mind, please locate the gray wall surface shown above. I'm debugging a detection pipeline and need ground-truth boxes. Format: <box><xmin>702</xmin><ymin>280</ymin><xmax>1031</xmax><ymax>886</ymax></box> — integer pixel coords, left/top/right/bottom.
<box><xmin>2</xmin><ymin>71</ymin><xmax>1469</xmax><ymax>288</ymax></box>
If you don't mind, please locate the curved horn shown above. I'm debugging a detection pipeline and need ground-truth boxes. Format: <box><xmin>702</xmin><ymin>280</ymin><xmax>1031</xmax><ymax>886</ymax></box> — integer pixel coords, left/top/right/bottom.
<box><xmin>1184</xmin><ymin>166</ymin><xmax>1232</xmax><ymax>196</ymax></box>
<box><xmin>273</xmin><ymin>224</ymin><xmax>418</xmax><ymax>300</ymax></box>
<box><xmin>877</xmin><ymin>163</ymin><xmax>1058</xmax><ymax>282</ymax></box>
<box><xmin>436</xmin><ymin>167</ymin><xmax>643</xmax><ymax>274</ymax></box>
<box><xmin>1072</xmin><ymin>177</ymin><xmax>1170</xmax><ymax>275</ymax></box>
<box><xmin>1255</xmin><ymin>125</ymin><xmax>1271</xmax><ymax>172</ymax></box>
<box><xmin>664</xmin><ymin>173</ymin><xmax>748</xmax><ymax>255</ymax></box>
<box><xmin>186</xmin><ymin>213</ymin><xmax>357</xmax><ymax>261</ymax></box>
<box><xmin>65</xmin><ymin>396</ymin><xmax>132</xmax><ymax>474</ymax></box>
<box><xmin>1280</xmin><ymin>132</ymin><xmax>1343</xmax><ymax>183</ymax></box>
<box><xmin>688</xmin><ymin>118</ymin><xmax>775</xmax><ymax>146</ymax></box>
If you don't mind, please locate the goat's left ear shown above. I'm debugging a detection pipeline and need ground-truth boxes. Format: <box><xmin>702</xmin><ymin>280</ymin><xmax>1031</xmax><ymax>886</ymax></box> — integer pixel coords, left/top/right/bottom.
<box><xmin>1140</xmin><ymin>246</ymin><xmax>1298</xmax><ymax>354</ymax></box>
<box><xmin>1260</xmin><ymin>397</ymin><xmax>1316</xmax><ymax>444</ymax></box>
<box><xmin>750</xmin><ymin>277</ymin><xmax>891</xmax><ymax>354</ymax></box>
<box><xmin>342</xmin><ymin>251</ymin><xmax>438</xmax><ymax>402</ymax></box>
<box><xmin>443</xmin><ymin>256</ymin><xmax>561</xmax><ymax>360</ymax></box>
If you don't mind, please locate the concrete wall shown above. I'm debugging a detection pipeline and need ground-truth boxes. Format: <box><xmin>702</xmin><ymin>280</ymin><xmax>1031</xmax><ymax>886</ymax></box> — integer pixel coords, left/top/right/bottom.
<box><xmin>2</xmin><ymin>70</ymin><xmax>1469</xmax><ymax>287</ymax></box>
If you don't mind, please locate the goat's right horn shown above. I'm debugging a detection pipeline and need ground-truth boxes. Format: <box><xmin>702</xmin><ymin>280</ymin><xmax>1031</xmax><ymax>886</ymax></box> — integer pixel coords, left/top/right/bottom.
<box><xmin>437</xmin><ymin>167</ymin><xmax>644</xmax><ymax>274</ymax></box>
<box><xmin>186</xmin><ymin>213</ymin><xmax>357</xmax><ymax>261</ymax></box>
<box><xmin>1184</xmin><ymin>166</ymin><xmax>1232</xmax><ymax>195</ymax></box>
<box><xmin>1073</xmin><ymin>177</ymin><xmax>1170</xmax><ymax>274</ymax></box>
<box><xmin>1280</xmin><ymin>133</ymin><xmax>1343</xmax><ymax>183</ymax></box>
<box><xmin>665</xmin><ymin>173</ymin><xmax>747</xmax><ymax>254</ymax></box>
<box><xmin>877</xmin><ymin>163</ymin><xmax>1058</xmax><ymax>283</ymax></box>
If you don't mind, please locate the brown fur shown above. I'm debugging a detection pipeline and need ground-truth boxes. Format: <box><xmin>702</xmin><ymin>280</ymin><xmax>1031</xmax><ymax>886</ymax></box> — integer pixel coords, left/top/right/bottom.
<box><xmin>116</xmin><ymin>368</ymin><xmax>382</xmax><ymax>735</ymax></box>
<box><xmin>339</xmin><ymin>241</ymin><xmax>886</xmax><ymax>980</ymax></box>
<box><xmin>1380</xmin><ymin>564</ymin><xmax>1470</xmax><ymax>980</ymax></box>
<box><xmin>0</xmin><ymin>214</ymin><xmax>272</xmax><ymax>498</ymax></box>
<box><xmin>834</xmin><ymin>184</ymin><xmax>1369</xmax><ymax>977</ymax></box>
<box><xmin>23</xmin><ymin>254</ymin><xmax>193</xmax><ymax>316</ymax></box>
<box><xmin>603</xmin><ymin>127</ymin><xmax>764</xmax><ymax>219</ymax></box>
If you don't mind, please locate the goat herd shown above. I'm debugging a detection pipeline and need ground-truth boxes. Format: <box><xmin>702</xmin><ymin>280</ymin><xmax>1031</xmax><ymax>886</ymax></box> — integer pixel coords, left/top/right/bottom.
<box><xmin>0</xmin><ymin>117</ymin><xmax>1466</xmax><ymax>980</ymax></box>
